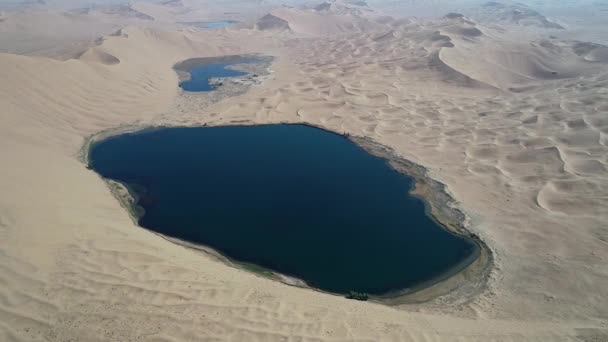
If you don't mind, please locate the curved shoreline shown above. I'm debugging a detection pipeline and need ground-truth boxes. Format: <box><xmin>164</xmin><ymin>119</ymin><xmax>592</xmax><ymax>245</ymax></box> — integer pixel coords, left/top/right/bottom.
<box><xmin>351</xmin><ymin>133</ymin><xmax>493</xmax><ymax>304</ymax></box>
<box><xmin>81</xmin><ymin>121</ymin><xmax>493</xmax><ymax>306</ymax></box>
<box><xmin>80</xmin><ymin>54</ymin><xmax>492</xmax><ymax>306</ymax></box>
<box><xmin>173</xmin><ymin>54</ymin><xmax>274</xmax><ymax>85</ymax></box>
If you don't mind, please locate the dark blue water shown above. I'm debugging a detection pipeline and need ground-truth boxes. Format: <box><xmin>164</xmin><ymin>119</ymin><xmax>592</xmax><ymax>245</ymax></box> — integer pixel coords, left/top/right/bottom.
<box><xmin>90</xmin><ymin>125</ymin><xmax>476</xmax><ymax>295</ymax></box>
<box><xmin>179</xmin><ymin>63</ymin><xmax>248</xmax><ymax>92</ymax></box>
<box><xmin>200</xmin><ymin>20</ymin><xmax>238</xmax><ymax>28</ymax></box>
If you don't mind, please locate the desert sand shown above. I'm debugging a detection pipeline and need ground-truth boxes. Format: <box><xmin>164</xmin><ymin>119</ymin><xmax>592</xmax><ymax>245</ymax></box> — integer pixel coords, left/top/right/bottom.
<box><xmin>0</xmin><ymin>0</ymin><xmax>607</xmax><ymax>341</ymax></box>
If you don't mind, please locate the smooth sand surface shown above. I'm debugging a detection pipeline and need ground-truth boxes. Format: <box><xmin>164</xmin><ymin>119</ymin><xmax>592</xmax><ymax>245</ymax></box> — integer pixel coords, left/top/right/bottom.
<box><xmin>1</xmin><ymin>1</ymin><xmax>607</xmax><ymax>341</ymax></box>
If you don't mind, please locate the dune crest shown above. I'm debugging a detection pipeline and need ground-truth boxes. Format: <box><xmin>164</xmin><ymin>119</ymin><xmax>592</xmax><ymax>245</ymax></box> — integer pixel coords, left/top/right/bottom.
<box><xmin>263</xmin><ymin>5</ymin><xmax>381</xmax><ymax>36</ymax></box>
<box><xmin>311</xmin><ymin>0</ymin><xmax>372</xmax><ymax>16</ymax></box>
<box><xmin>476</xmin><ymin>1</ymin><xmax>563</xmax><ymax>29</ymax></box>
<box><xmin>255</xmin><ymin>13</ymin><xmax>291</xmax><ymax>31</ymax></box>
<box><xmin>572</xmin><ymin>41</ymin><xmax>608</xmax><ymax>63</ymax></box>
<box><xmin>437</xmin><ymin>24</ymin><xmax>608</xmax><ymax>90</ymax></box>
<box><xmin>95</xmin><ymin>4</ymin><xmax>154</xmax><ymax>21</ymax></box>
<box><xmin>78</xmin><ymin>47</ymin><xmax>120</xmax><ymax>65</ymax></box>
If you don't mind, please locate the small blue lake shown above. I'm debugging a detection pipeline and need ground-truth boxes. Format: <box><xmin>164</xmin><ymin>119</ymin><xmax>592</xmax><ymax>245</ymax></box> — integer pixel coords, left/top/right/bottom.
<box><xmin>90</xmin><ymin>125</ymin><xmax>477</xmax><ymax>295</ymax></box>
<box><xmin>179</xmin><ymin>63</ymin><xmax>248</xmax><ymax>92</ymax></box>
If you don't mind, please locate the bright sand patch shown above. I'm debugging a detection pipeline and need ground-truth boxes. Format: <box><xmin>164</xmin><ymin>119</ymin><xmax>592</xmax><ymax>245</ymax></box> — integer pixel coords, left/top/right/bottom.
<box><xmin>1</xmin><ymin>3</ymin><xmax>607</xmax><ymax>341</ymax></box>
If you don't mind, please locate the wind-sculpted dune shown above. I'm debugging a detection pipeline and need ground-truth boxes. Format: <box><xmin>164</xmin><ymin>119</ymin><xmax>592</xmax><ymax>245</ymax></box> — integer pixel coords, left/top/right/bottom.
<box><xmin>475</xmin><ymin>1</ymin><xmax>564</xmax><ymax>29</ymax></box>
<box><xmin>437</xmin><ymin>21</ymin><xmax>608</xmax><ymax>90</ymax></box>
<box><xmin>258</xmin><ymin>4</ymin><xmax>384</xmax><ymax>37</ymax></box>
<box><xmin>78</xmin><ymin>47</ymin><xmax>121</xmax><ymax>65</ymax></box>
<box><xmin>255</xmin><ymin>13</ymin><xmax>291</xmax><ymax>31</ymax></box>
<box><xmin>572</xmin><ymin>41</ymin><xmax>608</xmax><ymax>63</ymax></box>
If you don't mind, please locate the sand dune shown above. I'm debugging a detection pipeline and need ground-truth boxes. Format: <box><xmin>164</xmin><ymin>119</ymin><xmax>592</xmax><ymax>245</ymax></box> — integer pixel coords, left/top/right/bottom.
<box><xmin>312</xmin><ymin>0</ymin><xmax>373</xmax><ymax>16</ymax></box>
<box><xmin>473</xmin><ymin>1</ymin><xmax>564</xmax><ymax>29</ymax></box>
<box><xmin>255</xmin><ymin>13</ymin><xmax>291</xmax><ymax>31</ymax></box>
<box><xmin>0</xmin><ymin>9</ymin><xmax>119</xmax><ymax>59</ymax></box>
<box><xmin>96</xmin><ymin>4</ymin><xmax>154</xmax><ymax>20</ymax></box>
<box><xmin>437</xmin><ymin>19</ymin><xmax>608</xmax><ymax>90</ymax></box>
<box><xmin>265</xmin><ymin>5</ymin><xmax>382</xmax><ymax>36</ymax></box>
<box><xmin>78</xmin><ymin>47</ymin><xmax>120</xmax><ymax>64</ymax></box>
<box><xmin>131</xmin><ymin>0</ymin><xmax>277</xmax><ymax>25</ymax></box>
<box><xmin>572</xmin><ymin>41</ymin><xmax>608</xmax><ymax>63</ymax></box>
<box><xmin>0</xmin><ymin>1</ymin><xmax>607</xmax><ymax>341</ymax></box>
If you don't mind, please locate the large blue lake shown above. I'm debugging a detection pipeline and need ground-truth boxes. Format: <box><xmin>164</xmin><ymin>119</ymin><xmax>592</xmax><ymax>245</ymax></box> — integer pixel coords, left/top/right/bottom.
<box><xmin>90</xmin><ymin>125</ymin><xmax>477</xmax><ymax>295</ymax></box>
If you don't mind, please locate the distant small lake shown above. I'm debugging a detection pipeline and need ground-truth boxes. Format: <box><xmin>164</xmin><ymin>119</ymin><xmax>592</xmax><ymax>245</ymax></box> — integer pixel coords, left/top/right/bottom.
<box><xmin>179</xmin><ymin>62</ymin><xmax>248</xmax><ymax>92</ymax></box>
<box><xmin>180</xmin><ymin>20</ymin><xmax>239</xmax><ymax>29</ymax></box>
<box><xmin>90</xmin><ymin>125</ymin><xmax>477</xmax><ymax>295</ymax></box>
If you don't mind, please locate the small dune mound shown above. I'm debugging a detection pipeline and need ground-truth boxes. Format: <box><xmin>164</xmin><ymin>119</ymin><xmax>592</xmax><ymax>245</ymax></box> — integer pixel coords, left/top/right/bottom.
<box><xmin>109</xmin><ymin>28</ymin><xmax>128</xmax><ymax>38</ymax></box>
<box><xmin>460</xmin><ymin>27</ymin><xmax>483</xmax><ymax>37</ymax></box>
<box><xmin>441</xmin><ymin>13</ymin><xmax>483</xmax><ymax>38</ymax></box>
<box><xmin>389</xmin><ymin>18</ymin><xmax>411</xmax><ymax>27</ymax></box>
<box><xmin>255</xmin><ymin>14</ymin><xmax>290</xmax><ymax>31</ymax></box>
<box><xmin>478</xmin><ymin>1</ymin><xmax>563</xmax><ymax>29</ymax></box>
<box><xmin>98</xmin><ymin>4</ymin><xmax>154</xmax><ymax>20</ymax></box>
<box><xmin>445</xmin><ymin>13</ymin><xmax>464</xmax><ymax>19</ymax></box>
<box><xmin>439</xmin><ymin>44</ymin><xmax>570</xmax><ymax>89</ymax></box>
<box><xmin>256</xmin><ymin>5</ymin><xmax>380</xmax><ymax>36</ymax></box>
<box><xmin>310</xmin><ymin>0</ymin><xmax>371</xmax><ymax>16</ymax></box>
<box><xmin>314</xmin><ymin>2</ymin><xmax>331</xmax><ymax>11</ymax></box>
<box><xmin>347</xmin><ymin>0</ymin><xmax>368</xmax><ymax>6</ymax></box>
<box><xmin>427</xmin><ymin>31</ymin><xmax>454</xmax><ymax>48</ymax></box>
<box><xmin>160</xmin><ymin>0</ymin><xmax>183</xmax><ymax>7</ymax></box>
<box><xmin>444</xmin><ymin>25</ymin><xmax>483</xmax><ymax>38</ymax></box>
<box><xmin>428</xmin><ymin>51</ymin><xmax>491</xmax><ymax>88</ymax></box>
<box><xmin>371</xmin><ymin>30</ymin><xmax>395</xmax><ymax>42</ymax></box>
<box><xmin>572</xmin><ymin>42</ymin><xmax>608</xmax><ymax>63</ymax></box>
<box><xmin>79</xmin><ymin>48</ymin><xmax>120</xmax><ymax>65</ymax></box>
<box><xmin>585</xmin><ymin>47</ymin><xmax>608</xmax><ymax>62</ymax></box>
<box><xmin>374</xmin><ymin>16</ymin><xmax>393</xmax><ymax>24</ymax></box>
<box><xmin>435</xmin><ymin>28</ymin><xmax>608</xmax><ymax>90</ymax></box>
<box><xmin>443</xmin><ymin>12</ymin><xmax>477</xmax><ymax>26</ymax></box>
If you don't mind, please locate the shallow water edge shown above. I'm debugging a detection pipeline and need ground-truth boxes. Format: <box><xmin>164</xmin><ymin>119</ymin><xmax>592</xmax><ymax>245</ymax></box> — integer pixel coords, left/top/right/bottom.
<box><xmin>81</xmin><ymin>121</ymin><xmax>493</xmax><ymax>306</ymax></box>
<box><xmin>173</xmin><ymin>54</ymin><xmax>274</xmax><ymax>84</ymax></box>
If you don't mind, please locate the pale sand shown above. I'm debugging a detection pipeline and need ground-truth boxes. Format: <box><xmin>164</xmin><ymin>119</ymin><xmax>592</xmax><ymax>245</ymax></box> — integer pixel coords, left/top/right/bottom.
<box><xmin>1</xmin><ymin>1</ymin><xmax>607</xmax><ymax>341</ymax></box>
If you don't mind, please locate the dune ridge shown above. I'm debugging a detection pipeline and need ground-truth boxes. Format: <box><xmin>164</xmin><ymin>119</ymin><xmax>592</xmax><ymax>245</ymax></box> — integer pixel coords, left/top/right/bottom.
<box><xmin>474</xmin><ymin>1</ymin><xmax>564</xmax><ymax>29</ymax></box>
<box><xmin>436</xmin><ymin>18</ymin><xmax>608</xmax><ymax>90</ymax></box>
<box><xmin>78</xmin><ymin>47</ymin><xmax>120</xmax><ymax>65</ymax></box>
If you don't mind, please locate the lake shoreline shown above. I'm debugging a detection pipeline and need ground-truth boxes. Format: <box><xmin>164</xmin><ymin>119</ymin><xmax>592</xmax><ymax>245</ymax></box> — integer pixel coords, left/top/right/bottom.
<box><xmin>81</xmin><ymin>121</ymin><xmax>492</xmax><ymax>306</ymax></box>
<box><xmin>80</xmin><ymin>54</ymin><xmax>492</xmax><ymax>306</ymax></box>
<box><xmin>173</xmin><ymin>54</ymin><xmax>274</xmax><ymax>84</ymax></box>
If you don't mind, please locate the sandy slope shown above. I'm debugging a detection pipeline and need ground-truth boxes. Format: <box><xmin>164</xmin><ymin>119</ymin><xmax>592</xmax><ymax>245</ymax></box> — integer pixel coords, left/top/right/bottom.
<box><xmin>0</xmin><ymin>9</ymin><xmax>118</xmax><ymax>59</ymax></box>
<box><xmin>1</xmin><ymin>2</ymin><xmax>607</xmax><ymax>341</ymax></box>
